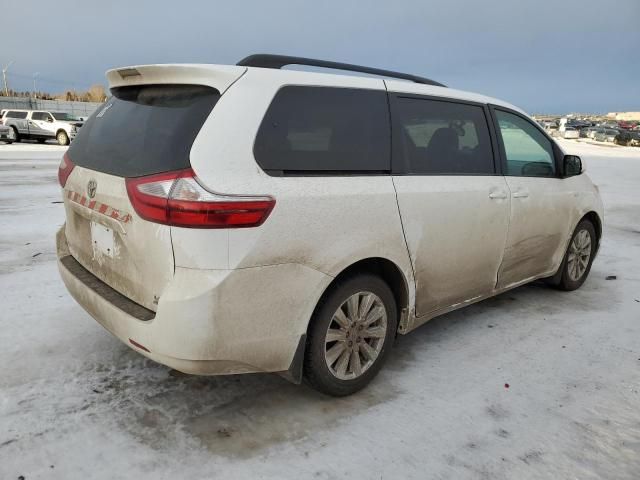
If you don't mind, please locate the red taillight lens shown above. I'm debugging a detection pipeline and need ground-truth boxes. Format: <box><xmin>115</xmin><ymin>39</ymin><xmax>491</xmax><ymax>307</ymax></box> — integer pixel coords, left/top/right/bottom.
<box><xmin>125</xmin><ymin>169</ymin><xmax>275</xmax><ymax>229</ymax></box>
<box><xmin>58</xmin><ymin>152</ymin><xmax>75</xmax><ymax>187</ymax></box>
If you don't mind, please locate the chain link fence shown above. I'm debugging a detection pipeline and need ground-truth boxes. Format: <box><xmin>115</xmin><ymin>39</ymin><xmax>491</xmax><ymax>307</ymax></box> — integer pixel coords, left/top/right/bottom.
<box><xmin>0</xmin><ymin>97</ymin><xmax>103</xmax><ymax>117</ymax></box>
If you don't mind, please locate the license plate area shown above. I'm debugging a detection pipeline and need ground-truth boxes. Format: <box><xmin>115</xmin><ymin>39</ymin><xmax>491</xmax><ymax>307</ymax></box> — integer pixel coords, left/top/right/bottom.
<box><xmin>91</xmin><ymin>221</ymin><xmax>115</xmax><ymax>258</ymax></box>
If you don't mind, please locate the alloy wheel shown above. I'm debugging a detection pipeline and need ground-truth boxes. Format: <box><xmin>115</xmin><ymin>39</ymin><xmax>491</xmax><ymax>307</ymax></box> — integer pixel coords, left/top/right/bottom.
<box><xmin>324</xmin><ymin>291</ymin><xmax>387</xmax><ymax>380</ymax></box>
<box><xmin>567</xmin><ymin>229</ymin><xmax>592</xmax><ymax>281</ymax></box>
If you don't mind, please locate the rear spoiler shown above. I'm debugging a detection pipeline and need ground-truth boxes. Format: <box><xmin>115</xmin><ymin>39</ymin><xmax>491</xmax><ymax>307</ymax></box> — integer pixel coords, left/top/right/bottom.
<box><xmin>105</xmin><ymin>64</ymin><xmax>247</xmax><ymax>94</ymax></box>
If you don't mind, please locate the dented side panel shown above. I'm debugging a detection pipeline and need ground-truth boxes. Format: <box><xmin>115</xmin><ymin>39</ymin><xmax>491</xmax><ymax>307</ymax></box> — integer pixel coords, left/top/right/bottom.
<box><xmin>496</xmin><ymin>175</ymin><xmax>595</xmax><ymax>289</ymax></box>
<box><xmin>393</xmin><ymin>175</ymin><xmax>511</xmax><ymax>316</ymax></box>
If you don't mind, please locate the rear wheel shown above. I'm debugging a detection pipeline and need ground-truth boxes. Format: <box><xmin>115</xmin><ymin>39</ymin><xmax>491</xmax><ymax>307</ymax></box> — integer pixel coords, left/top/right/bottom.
<box><xmin>9</xmin><ymin>127</ymin><xmax>19</xmax><ymax>143</ymax></box>
<box><xmin>304</xmin><ymin>274</ymin><xmax>397</xmax><ymax>396</ymax></box>
<box><xmin>3</xmin><ymin>128</ymin><xmax>14</xmax><ymax>144</ymax></box>
<box><xmin>549</xmin><ymin>220</ymin><xmax>597</xmax><ymax>291</ymax></box>
<box><xmin>56</xmin><ymin>130</ymin><xmax>69</xmax><ymax>146</ymax></box>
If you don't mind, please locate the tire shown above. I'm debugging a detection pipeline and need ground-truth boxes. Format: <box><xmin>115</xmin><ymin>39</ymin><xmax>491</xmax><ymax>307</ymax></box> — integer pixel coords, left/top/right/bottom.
<box><xmin>548</xmin><ymin>220</ymin><xmax>597</xmax><ymax>291</ymax></box>
<box><xmin>304</xmin><ymin>273</ymin><xmax>397</xmax><ymax>396</ymax></box>
<box><xmin>56</xmin><ymin>130</ymin><xmax>69</xmax><ymax>146</ymax></box>
<box><xmin>10</xmin><ymin>127</ymin><xmax>19</xmax><ymax>143</ymax></box>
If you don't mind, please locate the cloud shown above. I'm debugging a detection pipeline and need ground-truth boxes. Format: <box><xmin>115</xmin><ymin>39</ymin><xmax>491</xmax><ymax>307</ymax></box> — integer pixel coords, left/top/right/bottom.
<box><xmin>2</xmin><ymin>0</ymin><xmax>638</xmax><ymax>112</ymax></box>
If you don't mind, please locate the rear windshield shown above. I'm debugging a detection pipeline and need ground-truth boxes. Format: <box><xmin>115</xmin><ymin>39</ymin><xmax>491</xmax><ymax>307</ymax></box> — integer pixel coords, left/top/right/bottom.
<box><xmin>68</xmin><ymin>84</ymin><xmax>220</xmax><ymax>177</ymax></box>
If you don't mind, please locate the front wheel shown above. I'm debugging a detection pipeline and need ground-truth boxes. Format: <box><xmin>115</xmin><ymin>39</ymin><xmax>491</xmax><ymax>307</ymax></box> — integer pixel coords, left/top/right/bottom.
<box><xmin>56</xmin><ymin>130</ymin><xmax>70</xmax><ymax>146</ymax></box>
<box><xmin>550</xmin><ymin>220</ymin><xmax>597</xmax><ymax>291</ymax></box>
<box><xmin>304</xmin><ymin>274</ymin><xmax>397</xmax><ymax>396</ymax></box>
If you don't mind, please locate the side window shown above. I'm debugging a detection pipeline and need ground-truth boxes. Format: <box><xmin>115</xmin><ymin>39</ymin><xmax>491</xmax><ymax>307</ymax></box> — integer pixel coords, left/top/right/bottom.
<box><xmin>31</xmin><ymin>112</ymin><xmax>46</xmax><ymax>121</ymax></box>
<box><xmin>495</xmin><ymin>110</ymin><xmax>556</xmax><ymax>177</ymax></box>
<box><xmin>254</xmin><ymin>86</ymin><xmax>390</xmax><ymax>173</ymax></box>
<box><xmin>393</xmin><ymin>97</ymin><xmax>495</xmax><ymax>175</ymax></box>
<box><xmin>7</xmin><ymin>111</ymin><xmax>28</xmax><ymax>119</ymax></box>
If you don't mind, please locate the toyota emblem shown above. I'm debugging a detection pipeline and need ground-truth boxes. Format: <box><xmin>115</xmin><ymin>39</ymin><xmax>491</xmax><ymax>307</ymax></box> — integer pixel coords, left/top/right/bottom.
<box><xmin>87</xmin><ymin>180</ymin><xmax>97</xmax><ymax>199</ymax></box>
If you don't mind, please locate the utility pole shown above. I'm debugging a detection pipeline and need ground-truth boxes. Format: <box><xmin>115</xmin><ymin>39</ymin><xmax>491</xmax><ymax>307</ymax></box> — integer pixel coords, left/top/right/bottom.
<box><xmin>2</xmin><ymin>61</ymin><xmax>14</xmax><ymax>96</ymax></box>
<box><xmin>33</xmin><ymin>72</ymin><xmax>40</xmax><ymax>99</ymax></box>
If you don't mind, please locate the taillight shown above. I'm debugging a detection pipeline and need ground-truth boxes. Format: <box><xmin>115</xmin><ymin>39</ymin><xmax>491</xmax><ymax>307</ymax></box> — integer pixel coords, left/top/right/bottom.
<box><xmin>58</xmin><ymin>152</ymin><xmax>75</xmax><ymax>187</ymax></box>
<box><xmin>125</xmin><ymin>169</ymin><xmax>275</xmax><ymax>228</ymax></box>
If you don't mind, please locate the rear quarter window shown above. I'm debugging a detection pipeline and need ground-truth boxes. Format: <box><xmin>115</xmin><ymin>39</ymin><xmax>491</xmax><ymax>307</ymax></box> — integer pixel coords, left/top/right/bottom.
<box><xmin>254</xmin><ymin>86</ymin><xmax>390</xmax><ymax>174</ymax></box>
<box><xmin>67</xmin><ymin>84</ymin><xmax>220</xmax><ymax>177</ymax></box>
<box><xmin>6</xmin><ymin>111</ymin><xmax>28</xmax><ymax>119</ymax></box>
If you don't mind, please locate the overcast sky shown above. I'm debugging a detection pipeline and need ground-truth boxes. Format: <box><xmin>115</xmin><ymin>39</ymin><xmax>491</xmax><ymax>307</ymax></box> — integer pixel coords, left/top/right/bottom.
<box><xmin>2</xmin><ymin>0</ymin><xmax>638</xmax><ymax>113</ymax></box>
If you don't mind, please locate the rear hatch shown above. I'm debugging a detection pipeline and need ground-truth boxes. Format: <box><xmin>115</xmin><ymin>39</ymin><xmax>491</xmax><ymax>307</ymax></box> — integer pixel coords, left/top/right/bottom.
<box><xmin>61</xmin><ymin>65</ymin><xmax>244</xmax><ymax>311</ymax></box>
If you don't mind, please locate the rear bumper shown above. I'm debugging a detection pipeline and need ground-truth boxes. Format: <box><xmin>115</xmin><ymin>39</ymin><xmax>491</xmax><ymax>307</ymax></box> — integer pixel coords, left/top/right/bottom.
<box><xmin>56</xmin><ymin>225</ymin><xmax>330</xmax><ymax>375</ymax></box>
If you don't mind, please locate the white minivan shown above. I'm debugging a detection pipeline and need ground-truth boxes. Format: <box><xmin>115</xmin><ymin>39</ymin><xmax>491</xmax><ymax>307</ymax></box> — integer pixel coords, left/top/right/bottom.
<box><xmin>56</xmin><ymin>55</ymin><xmax>603</xmax><ymax>396</ymax></box>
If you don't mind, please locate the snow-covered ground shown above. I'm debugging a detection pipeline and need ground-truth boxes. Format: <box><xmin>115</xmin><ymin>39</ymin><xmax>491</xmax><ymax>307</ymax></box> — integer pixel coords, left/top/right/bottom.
<box><xmin>1</xmin><ymin>140</ymin><xmax>639</xmax><ymax>479</ymax></box>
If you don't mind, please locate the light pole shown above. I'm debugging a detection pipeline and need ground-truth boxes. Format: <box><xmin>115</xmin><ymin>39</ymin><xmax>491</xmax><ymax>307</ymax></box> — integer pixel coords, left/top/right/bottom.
<box><xmin>2</xmin><ymin>60</ymin><xmax>14</xmax><ymax>96</ymax></box>
<box><xmin>33</xmin><ymin>72</ymin><xmax>40</xmax><ymax>99</ymax></box>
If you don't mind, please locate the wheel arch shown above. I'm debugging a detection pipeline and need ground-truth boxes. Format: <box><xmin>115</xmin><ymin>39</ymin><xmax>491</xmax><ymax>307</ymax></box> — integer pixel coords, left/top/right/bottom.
<box><xmin>283</xmin><ymin>257</ymin><xmax>412</xmax><ymax>385</ymax></box>
<box><xmin>313</xmin><ymin>257</ymin><xmax>410</xmax><ymax>333</ymax></box>
<box><xmin>581</xmin><ymin>211</ymin><xmax>602</xmax><ymax>251</ymax></box>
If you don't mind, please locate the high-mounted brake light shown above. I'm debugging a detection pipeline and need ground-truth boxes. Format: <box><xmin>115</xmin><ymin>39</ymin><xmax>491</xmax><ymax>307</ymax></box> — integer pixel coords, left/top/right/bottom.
<box><xmin>125</xmin><ymin>169</ymin><xmax>275</xmax><ymax>229</ymax></box>
<box><xmin>58</xmin><ymin>152</ymin><xmax>75</xmax><ymax>187</ymax></box>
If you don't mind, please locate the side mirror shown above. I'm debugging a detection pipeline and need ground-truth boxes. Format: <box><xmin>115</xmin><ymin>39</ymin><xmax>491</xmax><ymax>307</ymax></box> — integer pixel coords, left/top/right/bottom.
<box><xmin>563</xmin><ymin>155</ymin><xmax>582</xmax><ymax>177</ymax></box>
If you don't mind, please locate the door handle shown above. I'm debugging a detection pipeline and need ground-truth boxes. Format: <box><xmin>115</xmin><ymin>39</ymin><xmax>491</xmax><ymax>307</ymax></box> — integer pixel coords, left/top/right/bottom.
<box><xmin>512</xmin><ymin>190</ymin><xmax>530</xmax><ymax>198</ymax></box>
<box><xmin>489</xmin><ymin>191</ymin><xmax>508</xmax><ymax>199</ymax></box>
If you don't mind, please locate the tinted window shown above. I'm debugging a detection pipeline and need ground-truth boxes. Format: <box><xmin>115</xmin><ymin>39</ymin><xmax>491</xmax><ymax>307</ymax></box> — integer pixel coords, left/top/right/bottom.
<box><xmin>254</xmin><ymin>86</ymin><xmax>390</xmax><ymax>173</ymax></box>
<box><xmin>31</xmin><ymin>112</ymin><xmax>47</xmax><ymax>121</ymax></box>
<box><xmin>6</xmin><ymin>111</ymin><xmax>28</xmax><ymax>119</ymax></box>
<box><xmin>68</xmin><ymin>84</ymin><xmax>219</xmax><ymax>177</ymax></box>
<box><xmin>52</xmin><ymin>112</ymin><xmax>78</xmax><ymax>121</ymax></box>
<box><xmin>495</xmin><ymin>110</ymin><xmax>555</xmax><ymax>177</ymax></box>
<box><xmin>393</xmin><ymin>97</ymin><xmax>494</xmax><ymax>175</ymax></box>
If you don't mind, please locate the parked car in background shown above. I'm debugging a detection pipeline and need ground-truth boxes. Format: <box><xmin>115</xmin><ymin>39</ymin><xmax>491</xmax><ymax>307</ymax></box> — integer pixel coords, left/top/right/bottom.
<box><xmin>599</xmin><ymin>120</ymin><xmax>619</xmax><ymax>129</ymax></box>
<box><xmin>617</xmin><ymin>120</ymin><xmax>636</xmax><ymax>130</ymax></box>
<box><xmin>56</xmin><ymin>55</ymin><xmax>604</xmax><ymax>396</ymax></box>
<box><xmin>1</xmin><ymin>109</ymin><xmax>83</xmax><ymax>145</ymax></box>
<box><xmin>580</xmin><ymin>126</ymin><xmax>597</xmax><ymax>138</ymax></box>
<box><xmin>562</xmin><ymin>127</ymin><xmax>580</xmax><ymax>139</ymax></box>
<box><xmin>615</xmin><ymin>130</ymin><xmax>640</xmax><ymax>146</ymax></box>
<box><xmin>594</xmin><ymin>128</ymin><xmax>619</xmax><ymax>143</ymax></box>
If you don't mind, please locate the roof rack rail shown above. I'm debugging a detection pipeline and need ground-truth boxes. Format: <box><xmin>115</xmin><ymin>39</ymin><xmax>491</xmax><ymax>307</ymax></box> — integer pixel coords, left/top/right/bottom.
<box><xmin>237</xmin><ymin>54</ymin><xmax>446</xmax><ymax>88</ymax></box>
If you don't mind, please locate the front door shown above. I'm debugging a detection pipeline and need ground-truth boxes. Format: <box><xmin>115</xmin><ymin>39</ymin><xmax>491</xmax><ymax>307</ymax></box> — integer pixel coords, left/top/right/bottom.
<box><xmin>28</xmin><ymin>111</ymin><xmax>54</xmax><ymax>138</ymax></box>
<box><xmin>390</xmin><ymin>94</ymin><xmax>510</xmax><ymax>316</ymax></box>
<box><xmin>492</xmin><ymin>108</ymin><xmax>573</xmax><ymax>289</ymax></box>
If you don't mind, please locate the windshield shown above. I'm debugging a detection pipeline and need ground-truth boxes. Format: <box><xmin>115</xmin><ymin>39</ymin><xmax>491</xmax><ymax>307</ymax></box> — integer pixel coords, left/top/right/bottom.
<box><xmin>52</xmin><ymin>112</ymin><xmax>80</xmax><ymax>121</ymax></box>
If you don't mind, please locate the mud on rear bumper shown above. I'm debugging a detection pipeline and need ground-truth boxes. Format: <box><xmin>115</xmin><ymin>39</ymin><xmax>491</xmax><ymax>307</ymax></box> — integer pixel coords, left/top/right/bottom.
<box><xmin>56</xmin><ymin>225</ymin><xmax>329</xmax><ymax>377</ymax></box>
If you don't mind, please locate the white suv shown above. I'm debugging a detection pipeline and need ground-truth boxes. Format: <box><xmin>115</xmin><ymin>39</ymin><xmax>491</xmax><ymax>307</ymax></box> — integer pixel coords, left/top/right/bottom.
<box><xmin>56</xmin><ymin>55</ymin><xmax>603</xmax><ymax>396</ymax></box>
